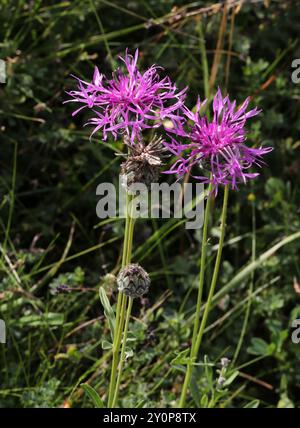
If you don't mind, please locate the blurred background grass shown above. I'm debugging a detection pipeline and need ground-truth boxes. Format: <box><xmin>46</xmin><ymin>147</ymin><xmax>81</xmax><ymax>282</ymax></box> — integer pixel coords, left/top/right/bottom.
<box><xmin>0</xmin><ymin>0</ymin><xmax>300</xmax><ymax>408</ymax></box>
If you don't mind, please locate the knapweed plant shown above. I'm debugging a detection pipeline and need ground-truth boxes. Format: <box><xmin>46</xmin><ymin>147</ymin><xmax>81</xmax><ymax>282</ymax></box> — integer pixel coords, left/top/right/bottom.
<box><xmin>164</xmin><ymin>89</ymin><xmax>272</xmax><ymax>407</ymax></box>
<box><xmin>65</xmin><ymin>49</ymin><xmax>186</xmax><ymax>407</ymax></box>
<box><xmin>66</xmin><ymin>50</ymin><xmax>272</xmax><ymax>408</ymax></box>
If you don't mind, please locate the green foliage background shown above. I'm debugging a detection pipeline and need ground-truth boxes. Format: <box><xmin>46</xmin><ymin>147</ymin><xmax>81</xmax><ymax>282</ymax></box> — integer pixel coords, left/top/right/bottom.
<box><xmin>0</xmin><ymin>0</ymin><xmax>300</xmax><ymax>408</ymax></box>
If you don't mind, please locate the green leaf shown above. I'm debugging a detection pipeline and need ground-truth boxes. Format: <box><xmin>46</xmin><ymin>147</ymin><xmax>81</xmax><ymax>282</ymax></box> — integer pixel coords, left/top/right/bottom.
<box><xmin>99</xmin><ymin>286</ymin><xmax>115</xmax><ymax>340</ymax></box>
<box><xmin>125</xmin><ymin>347</ymin><xmax>133</xmax><ymax>359</ymax></box>
<box><xmin>101</xmin><ymin>340</ymin><xmax>113</xmax><ymax>350</ymax></box>
<box><xmin>247</xmin><ymin>337</ymin><xmax>273</xmax><ymax>356</ymax></box>
<box><xmin>135</xmin><ymin>399</ymin><xmax>147</xmax><ymax>408</ymax></box>
<box><xmin>223</xmin><ymin>371</ymin><xmax>239</xmax><ymax>387</ymax></box>
<box><xmin>277</xmin><ymin>393</ymin><xmax>294</xmax><ymax>408</ymax></box>
<box><xmin>81</xmin><ymin>383</ymin><xmax>104</xmax><ymax>408</ymax></box>
<box><xmin>200</xmin><ymin>394</ymin><xmax>209</xmax><ymax>408</ymax></box>
<box><xmin>244</xmin><ymin>399</ymin><xmax>260</xmax><ymax>408</ymax></box>
<box><xmin>170</xmin><ymin>349</ymin><xmax>192</xmax><ymax>366</ymax></box>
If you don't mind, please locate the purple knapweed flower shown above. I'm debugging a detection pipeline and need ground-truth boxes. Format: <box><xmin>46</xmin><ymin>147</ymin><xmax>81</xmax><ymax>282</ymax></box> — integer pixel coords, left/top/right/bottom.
<box><xmin>164</xmin><ymin>88</ymin><xmax>273</xmax><ymax>193</ymax></box>
<box><xmin>65</xmin><ymin>49</ymin><xmax>187</xmax><ymax>143</ymax></box>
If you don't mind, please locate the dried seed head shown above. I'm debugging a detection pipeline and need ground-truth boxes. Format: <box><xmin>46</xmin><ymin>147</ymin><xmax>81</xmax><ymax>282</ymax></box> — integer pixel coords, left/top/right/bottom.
<box><xmin>120</xmin><ymin>135</ymin><xmax>168</xmax><ymax>190</ymax></box>
<box><xmin>117</xmin><ymin>263</ymin><xmax>150</xmax><ymax>298</ymax></box>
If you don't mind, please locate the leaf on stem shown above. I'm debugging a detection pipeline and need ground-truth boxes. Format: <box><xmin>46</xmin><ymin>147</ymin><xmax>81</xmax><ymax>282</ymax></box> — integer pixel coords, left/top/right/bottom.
<box><xmin>81</xmin><ymin>383</ymin><xmax>104</xmax><ymax>408</ymax></box>
<box><xmin>99</xmin><ymin>286</ymin><xmax>116</xmax><ymax>340</ymax></box>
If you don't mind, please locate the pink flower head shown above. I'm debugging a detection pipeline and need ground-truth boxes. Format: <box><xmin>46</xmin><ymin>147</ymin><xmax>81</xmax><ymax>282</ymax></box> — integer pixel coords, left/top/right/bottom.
<box><xmin>164</xmin><ymin>88</ymin><xmax>273</xmax><ymax>194</ymax></box>
<box><xmin>65</xmin><ymin>49</ymin><xmax>187</xmax><ymax>143</ymax></box>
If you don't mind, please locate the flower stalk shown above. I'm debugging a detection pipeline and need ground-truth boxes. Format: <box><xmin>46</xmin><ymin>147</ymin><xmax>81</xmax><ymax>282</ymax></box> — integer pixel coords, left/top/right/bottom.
<box><xmin>107</xmin><ymin>193</ymin><xmax>135</xmax><ymax>407</ymax></box>
<box><xmin>179</xmin><ymin>184</ymin><xmax>229</xmax><ymax>407</ymax></box>
<box><xmin>112</xmin><ymin>296</ymin><xmax>133</xmax><ymax>407</ymax></box>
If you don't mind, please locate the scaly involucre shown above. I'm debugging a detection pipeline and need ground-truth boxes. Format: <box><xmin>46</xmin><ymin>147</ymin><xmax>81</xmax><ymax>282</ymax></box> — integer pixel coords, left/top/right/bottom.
<box><xmin>164</xmin><ymin>88</ymin><xmax>273</xmax><ymax>193</ymax></box>
<box><xmin>65</xmin><ymin>49</ymin><xmax>186</xmax><ymax>143</ymax></box>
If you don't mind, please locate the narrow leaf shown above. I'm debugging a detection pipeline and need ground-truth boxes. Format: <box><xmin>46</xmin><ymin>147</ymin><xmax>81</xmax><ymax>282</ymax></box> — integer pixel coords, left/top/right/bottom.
<box><xmin>99</xmin><ymin>286</ymin><xmax>115</xmax><ymax>340</ymax></box>
<box><xmin>81</xmin><ymin>383</ymin><xmax>104</xmax><ymax>408</ymax></box>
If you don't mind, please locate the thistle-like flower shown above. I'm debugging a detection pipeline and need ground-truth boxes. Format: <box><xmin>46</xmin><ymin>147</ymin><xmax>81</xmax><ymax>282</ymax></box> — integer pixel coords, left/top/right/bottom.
<box><xmin>117</xmin><ymin>263</ymin><xmax>150</xmax><ymax>298</ymax></box>
<box><xmin>164</xmin><ymin>88</ymin><xmax>273</xmax><ymax>193</ymax></box>
<box><xmin>120</xmin><ymin>134</ymin><xmax>168</xmax><ymax>190</ymax></box>
<box><xmin>65</xmin><ymin>49</ymin><xmax>186</xmax><ymax>143</ymax></box>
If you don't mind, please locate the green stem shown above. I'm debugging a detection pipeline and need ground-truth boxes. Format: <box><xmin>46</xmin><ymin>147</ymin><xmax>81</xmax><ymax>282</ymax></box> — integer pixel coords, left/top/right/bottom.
<box><xmin>179</xmin><ymin>184</ymin><xmax>212</xmax><ymax>407</ymax></box>
<box><xmin>107</xmin><ymin>193</ymin><xmax>135</xmax><ymax>407</ymax></box>
<box><xmin>195</xmin><ymin>185</ymin><xmax>229</xmax><ymax>353</ymax></box>
<box><xmin>179</xmin><ymin>185</ymin><xmax>229</xmax><ymax>407</ymax></box>
<box><xmin>112</xmin><ymin>297</ymin><xmax>133</xmax><ymax>407</ymax></box>
<box><xmin>190</xmin><ymin>182</ymin><xmax>213</xmax><ymax>353</ymax></box>
<box><xmin>107</xmin><ymin>289</ymin><xmax>126</xmax><ymax>407</ymax></box>
<box><xmin>111</xmin><ymin>198</ymin><xmax>136</xmax><ymax>407</ymax></box>
<box><xmin>126</xmin><ymin>206</ymin><xmax>135</xmax><ymax>265</ymax></box>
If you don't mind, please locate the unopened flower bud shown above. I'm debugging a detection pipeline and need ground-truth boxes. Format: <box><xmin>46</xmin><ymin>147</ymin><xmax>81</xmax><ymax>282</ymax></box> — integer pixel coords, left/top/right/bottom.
<box><xmin>221</xmin><ymin>357</ymin><xmax>230</xmax><ymax>368</ymax></box>
<box><xmin>117</xmin><ymin>263</ymin><xmax>150</xmax><ymax>298</ymax></box>
<box><xmin>102</xmin><ymin>273</ymin><xmax>116</xmax><ymax>287</ymax></box>
<box><xmin>217</xmin><ymin>376</ymin><xmax>226</xmax><ymax>386</ymax></box>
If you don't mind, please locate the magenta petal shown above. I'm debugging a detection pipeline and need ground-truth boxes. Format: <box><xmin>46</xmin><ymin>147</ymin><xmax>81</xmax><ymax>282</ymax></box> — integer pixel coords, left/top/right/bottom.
<box><xmin>164</xmin><ymin>89</ymin><xmax>273</xmax><ymax>192</ymax></box>
<box><xmin>65</xmin><ymin>49</ymin><xmax>187</xmax><ymax>142</ymax></box>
